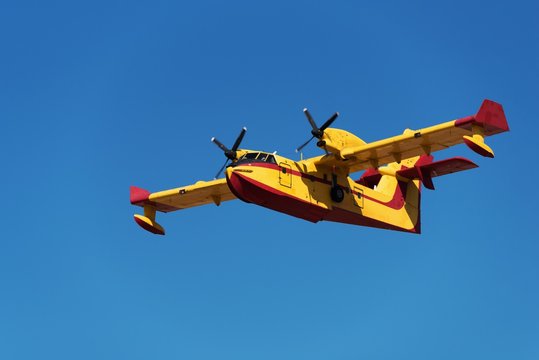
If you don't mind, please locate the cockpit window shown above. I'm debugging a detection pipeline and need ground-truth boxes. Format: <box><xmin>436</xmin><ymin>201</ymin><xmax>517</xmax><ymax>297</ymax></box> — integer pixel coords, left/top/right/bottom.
<box><xmin>244</xmin><ymin>153</ymin><xmax>259</xmax><ymax>159</ymax></box>
<box><xmin>235</xmin><ymin>152</ymin><xmax>277</xmax><ymax>165</ymax></box>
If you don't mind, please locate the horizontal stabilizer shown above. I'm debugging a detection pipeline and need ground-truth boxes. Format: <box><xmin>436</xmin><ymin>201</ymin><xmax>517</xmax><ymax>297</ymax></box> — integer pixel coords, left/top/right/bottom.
<box><xmin>397</xmin><ymin>156</ymin><xmax>478</xmax><ymax>190</ymax></box>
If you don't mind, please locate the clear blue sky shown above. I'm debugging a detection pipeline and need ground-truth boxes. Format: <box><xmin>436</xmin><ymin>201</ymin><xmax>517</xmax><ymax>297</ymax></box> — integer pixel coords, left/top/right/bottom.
<box><xmin>1</xmin><ymin>1</ymin><xmax>538</xmax><ymax>359</ymax></box>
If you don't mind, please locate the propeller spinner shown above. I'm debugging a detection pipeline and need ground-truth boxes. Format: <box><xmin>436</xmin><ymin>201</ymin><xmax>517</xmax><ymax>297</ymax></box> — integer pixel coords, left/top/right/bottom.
<box><xmin>211</xmin><ymin>127</ymin><xmax>247</xmax><ymax>179</ymax></box>
<box><xmin>296</xmin><ymin>109</ymin><xmax>339</xmax><ymax>152</ymax></box>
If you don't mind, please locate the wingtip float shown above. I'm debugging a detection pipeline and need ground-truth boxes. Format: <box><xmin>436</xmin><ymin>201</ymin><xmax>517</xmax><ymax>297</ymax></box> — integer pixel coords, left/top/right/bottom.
<box><xmin>457</xmin><ymin>99</ymin><xmax>509</xmax><ymax>158</ymax></box>
<box><xmin>130</xmin><ymin>186</ymin><xmax>165</xmax><ymax>235</ymax></box>
<box><xmin>131</xmin><ymin>99</ymin><xmax>509</xmax><ymax>236</ymax></box>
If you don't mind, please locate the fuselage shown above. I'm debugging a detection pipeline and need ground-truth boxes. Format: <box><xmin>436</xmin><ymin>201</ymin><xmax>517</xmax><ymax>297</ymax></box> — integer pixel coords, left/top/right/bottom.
<box><xmin>225</xmin><ymin>150</ymin><xmax>421</xmax><ymax>233</ymax></box>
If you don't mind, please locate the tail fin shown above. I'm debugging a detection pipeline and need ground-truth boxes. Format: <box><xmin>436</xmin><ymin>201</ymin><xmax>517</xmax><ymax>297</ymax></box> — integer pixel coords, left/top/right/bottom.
<box><xmin>356</xmin><ymin>155</ymin><xmax>478</xmax><ymax>233</ymax></box>
<box><xmin>357</xmin><ymin>156</ymin><xmax>425</xmax><ymax>233</ymax></box>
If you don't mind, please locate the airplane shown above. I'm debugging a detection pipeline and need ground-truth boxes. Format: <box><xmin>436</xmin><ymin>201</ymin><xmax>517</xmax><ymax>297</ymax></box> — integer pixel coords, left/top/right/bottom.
<box><xmin>130</xmin><ymin>99</ymin><xmax>509</xmax><ymax>235</ymax></box>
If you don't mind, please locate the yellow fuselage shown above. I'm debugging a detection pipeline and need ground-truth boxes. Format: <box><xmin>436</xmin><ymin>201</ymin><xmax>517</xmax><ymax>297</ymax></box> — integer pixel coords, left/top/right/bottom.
<box><xmin>226</xmin><ymin>152</ymin><xmax>421</xmax><ymax>233</ymax></box>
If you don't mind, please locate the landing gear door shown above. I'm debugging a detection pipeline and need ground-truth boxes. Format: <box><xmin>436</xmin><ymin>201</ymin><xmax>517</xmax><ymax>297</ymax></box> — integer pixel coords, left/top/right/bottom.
<box><xmin>353</xmin><ymin>186</ymin><xmax>363</xmax><ymax>209</ymax></box>
<box><xmin>279</xmin><ymin>162</ymin><xmax>292</xmax><ymax>188</ymax></box>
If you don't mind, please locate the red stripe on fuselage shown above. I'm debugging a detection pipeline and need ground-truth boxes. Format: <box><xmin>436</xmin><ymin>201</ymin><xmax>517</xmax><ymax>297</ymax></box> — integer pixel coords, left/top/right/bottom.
<box><xmin>239</xmin><ymin>162</ymin><xmax>408</xmax><ymax>210</ymax></box>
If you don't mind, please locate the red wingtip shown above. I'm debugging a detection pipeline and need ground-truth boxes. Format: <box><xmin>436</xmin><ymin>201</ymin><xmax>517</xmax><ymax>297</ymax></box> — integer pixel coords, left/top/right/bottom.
<box><xmin>130</xmin><ymin>186</ymin><xmax>151</xmax><ymax>205</ymax></box>
<box><xmin>474</xmin><ymin>99</ymin><xmax>510</xmax><ymax>135</ymax></box>
<box><xmin>455</xmin><ymin>99</ymin><xmax>509</xmax><ymax>136</ymax></box>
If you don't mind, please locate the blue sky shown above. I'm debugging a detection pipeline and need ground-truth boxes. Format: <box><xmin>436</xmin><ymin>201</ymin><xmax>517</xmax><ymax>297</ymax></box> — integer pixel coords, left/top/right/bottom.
<box><xmin>1</xmin><ymin>0</ymin><xmax>538</xmax><ymax>359</ymax></box>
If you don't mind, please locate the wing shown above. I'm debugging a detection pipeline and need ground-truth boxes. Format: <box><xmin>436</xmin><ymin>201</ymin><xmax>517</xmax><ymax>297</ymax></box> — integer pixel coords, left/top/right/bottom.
<box><xmin>130</xmin><ymin>178</ymin><xmax>236</xmax><ymax>235</ymax></box>
<box><xmin>131</xmin><ymin>178</ymin><xmax>236</xmax><ymax>212</ymax></box>
<box><xmin>313</xmin><ymin>99</ymin><xmax>509</xmax><ymax>173</ymax></box>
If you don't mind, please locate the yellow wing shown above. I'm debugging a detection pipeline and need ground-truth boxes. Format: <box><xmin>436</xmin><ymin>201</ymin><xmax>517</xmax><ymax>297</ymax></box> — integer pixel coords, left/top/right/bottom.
<box><xmin>130</xmin><ymin>178</ymin><xmax>236</xmax><ymax>235</ymax></box>
<box><xmin>313</xmin><ymin>99</ymin><xmax>509</xmax><ymax>173</ymax></box>
<box><xmin>131</xmin><ymin>178</ymin><xmax>236</xmax><ymax>212</ymax></box>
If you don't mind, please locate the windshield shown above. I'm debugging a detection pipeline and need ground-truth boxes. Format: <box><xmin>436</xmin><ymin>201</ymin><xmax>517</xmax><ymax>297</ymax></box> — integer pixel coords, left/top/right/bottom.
<box><xmin>235</xmin><ymin>152</ymin><xmax>276</xmax><ymax>165</ymax></box>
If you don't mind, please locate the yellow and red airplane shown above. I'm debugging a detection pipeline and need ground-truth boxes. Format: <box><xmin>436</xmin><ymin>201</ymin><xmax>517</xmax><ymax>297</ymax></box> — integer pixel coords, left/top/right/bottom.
<box><xmin>130</xmin><ymin>99</ymin><xmax>509</xmax><ymax>235</ymax></box>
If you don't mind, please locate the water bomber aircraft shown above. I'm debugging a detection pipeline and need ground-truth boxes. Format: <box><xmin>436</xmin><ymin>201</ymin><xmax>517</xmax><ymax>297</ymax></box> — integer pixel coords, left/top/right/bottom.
<box><xmin>130</xmin><ymin>99</ymin><xmax>509</xmax><ymax>235</ymax></box>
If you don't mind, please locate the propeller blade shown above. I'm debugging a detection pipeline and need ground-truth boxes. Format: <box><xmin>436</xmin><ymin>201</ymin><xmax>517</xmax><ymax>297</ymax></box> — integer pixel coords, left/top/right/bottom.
<box><xmin>214</xmin><ymin>159</ymin><xmax>229</xmax><ymax>179</ymax></box>
<box><xmin>303</xmin><ymin>108</ymin><xmax>318</xmax><ymax>131</ymax></box>
<box><xmin>297</xmin><ymin>109</ymin><xmax>339</xmax><ymax>151</ymax></box>
<box><xmin>212</xmin><ymin>127</ymin><xmax>248</xmax><ymax>177</ymax></box>
<box><xmin>211</xmin><ymin>137</ymin><xmax>230</xmax><ymax>153</ymax></box>
<box><xmin>296</xmin><ymin>135</ymin><xmax>315</xmax><ymax>153</ymax></box>
<box><xmin>319</xmin><ymin>112</ymin><xmax>339</xmax><ymax>131</ymax></box>
<box><xmin>231</xmin><ymin>127</ymin><xmax>247</xmax><ymax>151</ymax></box>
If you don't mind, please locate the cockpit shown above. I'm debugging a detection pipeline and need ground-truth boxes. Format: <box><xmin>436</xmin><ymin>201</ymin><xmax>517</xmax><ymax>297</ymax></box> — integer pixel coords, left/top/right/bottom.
<box><xmin>233</xmin><ymin>152</ymin><xmax>277</xmax><ymax>166</ymax></box>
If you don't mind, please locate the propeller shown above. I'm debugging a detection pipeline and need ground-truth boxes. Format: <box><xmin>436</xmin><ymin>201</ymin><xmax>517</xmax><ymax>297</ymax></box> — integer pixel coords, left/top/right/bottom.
<box><xmin>211</xmin><ymin>127</ymin><xmax>247</xmax><ymax>178</ymax></box>
<box><xmin>296</xmin><ymin>109</ymin><xmax>339</xmax><ymax>152</ymax></box>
